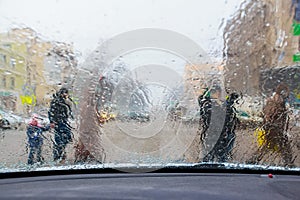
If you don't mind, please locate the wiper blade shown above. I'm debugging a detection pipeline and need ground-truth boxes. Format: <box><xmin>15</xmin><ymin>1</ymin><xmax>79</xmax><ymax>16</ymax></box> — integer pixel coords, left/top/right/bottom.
<box><xmin>1</xmin><ymin>162</ymin><xmax>299</xmax><ymax>178</ymax></box>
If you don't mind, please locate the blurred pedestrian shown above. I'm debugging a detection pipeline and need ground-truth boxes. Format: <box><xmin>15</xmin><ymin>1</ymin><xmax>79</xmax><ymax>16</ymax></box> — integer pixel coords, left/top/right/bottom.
<box><xmin>198</xmin><ymin>88</ymin><xmax>212</xmax><ymax>145</ymax></box>
<box><xmin>250</xmin><ymin>83</ymin><xmax>294</xmax><ymax>166</ymax></box>
<box><xmin>26</xmin><ymin>114</ymin><xmax>50</xmax><ymax>165</ymax></box>
<box><xmin>203</xmin><ymin>92</ymin><xmax>240</xmax><ymax>162</ymax></box>
<box><xmin>48</xmin><ymin>87</ymin><xmax>74</xmax><ymax>163</ymax></box>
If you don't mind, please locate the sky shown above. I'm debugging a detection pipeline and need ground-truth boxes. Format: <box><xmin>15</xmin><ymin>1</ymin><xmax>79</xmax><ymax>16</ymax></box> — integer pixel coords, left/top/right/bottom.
<box><xmin>0</xmin><ymin>0</ymin><xmax>243</xmax><ymax>61</ymax></box>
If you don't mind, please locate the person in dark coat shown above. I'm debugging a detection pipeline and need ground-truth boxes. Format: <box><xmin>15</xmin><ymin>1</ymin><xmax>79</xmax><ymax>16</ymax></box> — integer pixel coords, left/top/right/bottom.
<box><xmin>48</xmin><ymin>87</ymin><xmax>74</xmax><ymax>163</ymax></box>
<box><xmin>203</xmin><ymin>92</ymin><xmax>240</xmax><ymax>163</ymax></box>
<box><xmin>26</xmin><ymin>114</ymin><xmax>50</xmax><ymax>165</ymax></box>
<box><xmin>198</xmin><ymin>88</ymin><xmax>212</xmax><ymax>145</ymax></box>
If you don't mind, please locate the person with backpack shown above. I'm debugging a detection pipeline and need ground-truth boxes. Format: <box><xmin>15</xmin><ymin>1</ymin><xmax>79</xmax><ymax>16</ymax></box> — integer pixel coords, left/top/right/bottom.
<box><xmin>26</xmin><ymin>114</ymin><xmax>50</xmax><ymax>165</ymax></box>
<box><xmin>48</xmin><ymin>87</ymin><xmax>74</xmax><ymax>163</ymax></box>
<box><xmin>249</xmin><ymin>83</ymin><xmax>294</xmax><ymax>166</ymax></box>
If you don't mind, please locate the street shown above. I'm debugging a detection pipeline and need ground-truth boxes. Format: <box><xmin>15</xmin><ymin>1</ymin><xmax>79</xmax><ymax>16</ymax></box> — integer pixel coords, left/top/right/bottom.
<box><xmin>0</xmin><ymin>119</ymin><xmax>299</xmax><ymax>169</ymax></box>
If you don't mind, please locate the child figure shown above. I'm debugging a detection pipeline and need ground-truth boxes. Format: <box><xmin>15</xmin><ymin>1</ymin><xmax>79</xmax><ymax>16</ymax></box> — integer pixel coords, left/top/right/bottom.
<box><xmin>26</xmin><ymin>114</ymin><xmax>50</xmax><ymax>165</ymax></box>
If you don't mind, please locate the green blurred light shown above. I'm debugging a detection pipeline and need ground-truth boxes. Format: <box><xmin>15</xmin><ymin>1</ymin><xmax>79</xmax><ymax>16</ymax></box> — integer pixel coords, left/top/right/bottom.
<box><xmin>293</xmin><ymin>53</ymin><xmax>300</xmax><ymax>62</ymax></box>
<box><xmin>293</xmin><ymin>21</ymin><xmax>300</xmax><ymax>36</ymax></box>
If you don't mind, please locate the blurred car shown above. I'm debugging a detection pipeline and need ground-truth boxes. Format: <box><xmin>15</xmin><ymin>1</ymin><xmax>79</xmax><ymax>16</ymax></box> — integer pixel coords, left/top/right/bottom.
<box><xmin>128</xmin><ymin>111</ymin><xmax>150</xmax><ymax>122</ymax></box>
<box><xmin>97</xmin><ymin>110</ymin><xmax>116</xmax><ymax>124</ymax></box>
<box><xmin>0</xmin><ymin>114</ymin><xmax>10</xmax><ymax>129</ymax></box>
<box><xmin>0</xmin><ymin>110</ymin><xmax>24</xmax><ymax>129</ymax></box>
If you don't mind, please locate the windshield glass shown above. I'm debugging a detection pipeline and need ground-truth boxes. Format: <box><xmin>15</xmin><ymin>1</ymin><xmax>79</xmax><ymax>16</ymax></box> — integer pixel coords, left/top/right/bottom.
<box><xmin>0</xmin><ymin>0</ymin><xmax>299</xmax><ymax>173</ymax></box>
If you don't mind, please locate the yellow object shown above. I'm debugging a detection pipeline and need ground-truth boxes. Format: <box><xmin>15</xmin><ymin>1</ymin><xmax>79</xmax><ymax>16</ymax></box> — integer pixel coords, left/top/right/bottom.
<box><xmin>254</xmin><ymin>128</ymin><xmax>279</xmax><ymax>151</ymax></box>
<box><xmin>98</xmin><ymin>111</ymin><xmax>116</xmax><ymax>124</ymax></box>
<box><xmin>254</xmin><ymin>128</ymin><xmax>265</xmax><ymax>147</ymax></box>
<box><xmin>20</xmin><ymin>95</ymin><xmax>36</xmax><ymax>105</ymax></box>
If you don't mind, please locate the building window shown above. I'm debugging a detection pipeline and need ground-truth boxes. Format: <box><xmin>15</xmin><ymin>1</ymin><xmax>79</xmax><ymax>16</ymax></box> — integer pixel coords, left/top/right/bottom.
<box><xmin>9</xmin><ymin>98</ymin><xmax>16</xmax><ymax>112</ymax></box>
<box><xmin>32</xmin><ymin>73</ymin><xmax>36</xmax><ymax>81</ymax></box>
<box><xmin>0</xmin><ymin>54</ymin><xmax>7</xmax><ymax>64</ymax></box>
<box><xmin>2</xmin><ymin>43</ymin><xmax>11</xmax><ymax>49</ymax></box>
<box><xmin>10</xmin><ymin>77</ymin><xmax>15</xmax><ymax>90</ymax></box>
<box><xmin>2</xmin><ymin>76</ymin><xmax>6</xmax><ymax>88</ymax></box>
<box><xmin>294</xmin><ymin>0</ymin><xmax>300</xmax><ymax>22</ymax></box>
<box><xmin>10</xmin><ymin>58</ymin><xmax>16</xmax><ymax>69</ymax></box>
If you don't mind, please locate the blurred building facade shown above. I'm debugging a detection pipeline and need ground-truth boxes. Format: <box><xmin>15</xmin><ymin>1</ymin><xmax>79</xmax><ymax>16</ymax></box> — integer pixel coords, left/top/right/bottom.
<box><xmin>0</xmin><ymin>36</ymin><xmax>27</xmax><ymax>112</ymax></box>
<box><xmin>223</xmin><ymin>0</ymin><xmax>298</xmax><ymax>95</ymax></box>
<box><xmin>184</xmin><ymin>63</ymin><xmax>225</xmax><ymax>100</ymax></box>
<box><xmin>0</xmin><ymin>28</ymin><xmax>77</xmax><ymax>114</ymax></box>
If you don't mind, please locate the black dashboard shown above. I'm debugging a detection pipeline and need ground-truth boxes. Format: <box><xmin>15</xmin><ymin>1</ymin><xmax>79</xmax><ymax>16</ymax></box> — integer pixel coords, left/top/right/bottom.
<box><xmin>0</xmin><ymin>170</ymin><xmax>299</xmax><ymax>199</ymax></box>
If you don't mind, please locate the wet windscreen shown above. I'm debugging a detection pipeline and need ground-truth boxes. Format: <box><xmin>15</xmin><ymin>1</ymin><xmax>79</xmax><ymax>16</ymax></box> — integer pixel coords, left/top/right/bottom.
<box><xmin>0</xmin><ymin>0</ymin><xmax>299</xmax><ymax>172</ymax></box>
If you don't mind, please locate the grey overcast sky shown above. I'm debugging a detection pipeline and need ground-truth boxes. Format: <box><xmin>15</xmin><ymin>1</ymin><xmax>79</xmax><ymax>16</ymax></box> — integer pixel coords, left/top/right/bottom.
<box><xmin>0</xmin><ymin>0</ymin><xmax>243</xmax><ymax>61</ymax></box>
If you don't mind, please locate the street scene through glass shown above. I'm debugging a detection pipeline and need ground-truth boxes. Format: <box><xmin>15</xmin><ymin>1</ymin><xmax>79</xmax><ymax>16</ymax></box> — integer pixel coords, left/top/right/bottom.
<box><xmin>0</xmin><ymin>0</ymin><xmax>299</xmax><ymax>174</ymax></box>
